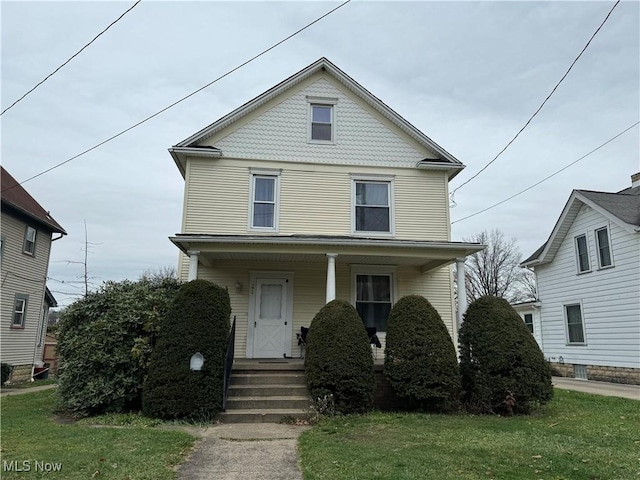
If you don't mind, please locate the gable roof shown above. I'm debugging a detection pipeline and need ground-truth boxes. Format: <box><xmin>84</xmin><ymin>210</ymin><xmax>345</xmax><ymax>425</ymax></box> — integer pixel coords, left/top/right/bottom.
<box><xmin>170</xmin><ymin>57</ymin><xmax>464</xmax><ymax>178</ymax></box>
<box><xmin>521</xmin><ymin>186</ymin><xmax>640</xmax><ymax>267</ymax></box>
<box><xmin>1</xmin><ymin>167</ymin><xmax>66</xmax><ymax>234</ymax></box>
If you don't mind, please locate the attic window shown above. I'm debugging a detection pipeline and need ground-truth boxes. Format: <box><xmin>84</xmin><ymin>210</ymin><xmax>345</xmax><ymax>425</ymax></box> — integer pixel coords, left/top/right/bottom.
<box><xmin>307</xmin><ymin>97</ymin><xmax>337</xmax><ymax>143</ymax></box>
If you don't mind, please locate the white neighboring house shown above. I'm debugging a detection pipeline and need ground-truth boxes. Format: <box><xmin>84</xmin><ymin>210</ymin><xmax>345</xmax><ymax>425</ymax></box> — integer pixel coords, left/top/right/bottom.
<box><xmin>521</xmin><ymin>174</ymin><xmax>640</xmax><ymax>384</ymax></box>
<box><xmin>511</xmin><ymin>300</ymin><xmax>542</xmax><ymax>348</ymax></box>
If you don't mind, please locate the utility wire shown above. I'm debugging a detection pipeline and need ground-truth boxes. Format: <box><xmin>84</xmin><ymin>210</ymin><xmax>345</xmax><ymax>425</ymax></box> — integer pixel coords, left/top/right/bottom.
<box><xmin>451</xmin><ymin>120</ymin><xmax>639</xmax><ymax>225</ymax></box>
<box><xmin>450</xmin><ymin>0</ymin><xmax>621</xmax><ymax>200</ymax></box>
<box><xmin>1</xmin><ymin>0</ymin><xmax>351</xmax><ymax>194</ymax></box>
<box><xmin>1</xmin><ymin>1</ymin><xmax>141</xmax><ymax>116</ymax></box>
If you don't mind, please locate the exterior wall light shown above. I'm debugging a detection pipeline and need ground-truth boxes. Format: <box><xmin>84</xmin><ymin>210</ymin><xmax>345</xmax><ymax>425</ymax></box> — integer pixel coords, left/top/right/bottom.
<box><xmin>190</xmin><ymin>352</ymin><xmax>204</xmax><ymax>371</ymax></box>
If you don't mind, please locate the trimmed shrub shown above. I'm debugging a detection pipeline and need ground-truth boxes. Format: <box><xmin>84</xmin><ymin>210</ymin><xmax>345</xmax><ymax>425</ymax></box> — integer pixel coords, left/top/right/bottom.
<box><xmin>384</xmin><ymin>295</ymin><xmax>460</xmax><ymax>411</ymax></box>
<box><xmin>1</xmin><ymin>363</ymin><xmax>12</xmax><ymax>385</ymax></box>
<box><xmin>142</xmin><ymin>280</ymin><xmax>231</xmax><ymax>420</ymax></box>
<box><xmin>56</xmin><ymin>274</ymin><xmax>181</xmax><ymax>416</ymax></box>
<box><xmin>459</xmin><ymin>296</ymin><xmax>553</xmax><ymax>414</ymax></box>
<box><xmin>304</xmin><ymin>300</ymin><xmax>375</xmax><ymax>414</ymax></box>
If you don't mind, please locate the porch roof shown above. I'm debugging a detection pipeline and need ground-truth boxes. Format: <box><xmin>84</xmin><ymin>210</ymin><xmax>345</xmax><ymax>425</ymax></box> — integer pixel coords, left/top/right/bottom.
<box><xmin>170</xmin><ymin>234</ymin><xmax>484</xmax><ymax>273</ymax></box>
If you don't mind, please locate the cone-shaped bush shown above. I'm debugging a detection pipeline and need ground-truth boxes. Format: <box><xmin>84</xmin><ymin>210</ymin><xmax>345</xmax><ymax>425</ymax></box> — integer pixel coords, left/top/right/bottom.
<box><xmin>305</xmin><ymin>300</ymin><xmax>375</xmax><ymax>414</ymax></box>
<box><xmin>384</xmin><ymin>295</ymin><xmax>460</xmax><ymax>411</ymax></box>
<box><xmin>459</xmin><ymin>296</ymin><xmax>552</xmax><ymax>414</ymax></box>
<box><xmin>142</xmin><ymin>280</ymin><xmax>231</xmax><ymax>420</ymax></box>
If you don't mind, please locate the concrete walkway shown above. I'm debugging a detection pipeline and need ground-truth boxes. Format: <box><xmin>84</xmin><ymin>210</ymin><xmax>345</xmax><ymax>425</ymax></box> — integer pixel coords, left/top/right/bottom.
<box><xmin>553</xmin><ymin>376</ymin><xmax>639</xmax><ymax>400</ymax></box>
<box><xmin>176</xmin><ymin>423</ymin><xmax>310</xmax><ymax>480</ymax></box>
<box><xmin>0</xmin><ymin>384</ymin><xmax>57</xmax><ymax>397</ymax></box>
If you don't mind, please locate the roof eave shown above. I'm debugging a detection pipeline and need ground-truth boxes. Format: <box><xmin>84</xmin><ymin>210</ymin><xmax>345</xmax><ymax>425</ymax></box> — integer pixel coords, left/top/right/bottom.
<box><xmin>168</xmin><ymin>147</ymin><xmax>223</xmax><ymax>178</ymax></box>
<box><xmin>416</xmin><ymin>160</ymin><xmax>465</xmax><ymax>180</ymax></box>
<box><xmin>1</xmin><ymin>200</ymin><xmax>67</xmax><ymax>235</ymax></box>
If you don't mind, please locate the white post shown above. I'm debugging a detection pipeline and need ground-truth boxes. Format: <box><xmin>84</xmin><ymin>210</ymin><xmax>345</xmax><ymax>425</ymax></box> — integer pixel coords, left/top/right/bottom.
<box><xmin>456</xmin><ymin>257</ymin><xmax>467</xmax><ymax>328</ymax></box>
<box><xmin>325</xmin><ymin>253</ymin><xmax>338</xmax><ymax>303</ymax></box>
<box><xmin>187</xmin><ymin>250</ymin><xmax>200</xmax><ymax>281</ymax></box>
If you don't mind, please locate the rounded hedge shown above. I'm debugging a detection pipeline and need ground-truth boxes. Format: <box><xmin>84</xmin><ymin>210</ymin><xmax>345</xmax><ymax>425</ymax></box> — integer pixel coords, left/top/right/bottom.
<box><xmin>384</xmin><ymin>295</ymin><xmax>460</xmax><ymax>411</ymax></box>
<box><xmin>142</xmin><ymin>280</ymin><xmax>231</xmax><ymax>420</ymax></box>
<box><xmin>304</xmin><ymin>300</ymin><xmax>375</xmax><ymax>414</ymax></box>
<box><xmin>458</xmin><ymin>296</ymin><xmax>552</xmax><ymax>414</ymax></box>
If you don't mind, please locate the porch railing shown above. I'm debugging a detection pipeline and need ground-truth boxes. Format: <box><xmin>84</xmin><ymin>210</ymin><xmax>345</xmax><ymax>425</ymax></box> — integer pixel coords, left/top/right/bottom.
<box><xmin>222</xmin><ymin>315</ymin><xmax>236</xmax><ymax>412</ymax></box>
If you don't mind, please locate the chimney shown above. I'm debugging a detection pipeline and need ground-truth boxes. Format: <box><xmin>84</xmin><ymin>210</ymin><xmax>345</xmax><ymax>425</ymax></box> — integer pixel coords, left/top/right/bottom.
<box><xmin>632</xmin><ymin>172</ymin><xmax>640</xmax><ymax>188</ymax></box>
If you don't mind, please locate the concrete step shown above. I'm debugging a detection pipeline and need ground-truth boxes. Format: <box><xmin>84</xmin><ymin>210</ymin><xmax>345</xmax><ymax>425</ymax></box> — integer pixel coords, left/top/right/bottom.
<box><xmin>228</xmin><ymin>384</ymin><xmax>309</xmax><ymax>397</ymax></box>
<box><xmin>225</xmin><ymin>396</ymin><xmax>312</xmax><ymax>410</ymax></box>
<box><xmin>217</xmin><ymin>409</ymin><xmax>309</xmax><ymax>424</ymax></box>
<box><xmin>232</xmin><ymin>361</ymin><xmax>305</xmax><ymax>372</ymax></box>
<box><xmin>230</xmin><ymin>373</ymin><xmax>306</xmax><ymax>386</ymax></box>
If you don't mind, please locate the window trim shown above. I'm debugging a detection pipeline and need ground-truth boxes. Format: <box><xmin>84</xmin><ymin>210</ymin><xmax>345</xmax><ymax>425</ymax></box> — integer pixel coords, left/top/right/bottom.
<box><xmin>523</xmin><ymin>313</ymin><xmax>534</xmax><ymax>334</ymax></box>
<box><xmin>574</xmin><ymin>233</ymin><xmax>591</xmax><ymax>274</ymax></box>
<box><xmin>351</xmin><ymin>174</ymin><xmax>395</xmax><ymax>237</ymax></box>
<box><xmin>11</xmin><ymin>294</ymin><xmax>29</xmax><ymax>329</ymax></box>
<box><xmin>23</xmin><ymin>225</ymin><xmax>37</xmax><ymax>256</ymax></box>
<box><xmin>307</xmin><ymin>96</ymin><xmax>337</xmax><ymax>144</ymax></box>
<box><xmin>594</xmin><ymin>226</ymin><xmax>614</xmax><ymax>269</ymax></box>
<box><xmin>248</xmin><ymin>169</ymin><xmax>281</xmax><ymax>232</ymax></box>
<box><xmin>350</xmin><ymin>265</ymin><xmax>396</xmax><ymax>333</ymax></box>
<box><xmin>564</xmin><ymin>302</ymin><xmax>587</xmax><ymax>346</ymax></box>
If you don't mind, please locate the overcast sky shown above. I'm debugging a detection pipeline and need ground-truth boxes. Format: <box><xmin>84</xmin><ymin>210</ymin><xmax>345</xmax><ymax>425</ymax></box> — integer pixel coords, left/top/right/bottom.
<box><xmin>2</xmin><ymin>1</ymin><xmax>639</xmax><ymax>308</ymax></box>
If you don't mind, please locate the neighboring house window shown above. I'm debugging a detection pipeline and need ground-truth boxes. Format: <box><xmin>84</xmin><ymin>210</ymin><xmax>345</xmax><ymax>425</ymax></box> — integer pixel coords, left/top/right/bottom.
<box><xmin>23</xmin><ymin>226</ymin><xmax>37</xmax><ymax>255</ymax></box>
<box><xmin>574</xmin><ymin>234</ymin><xmax>590</xmax><ymax>273</ymax></box>
<box><xmin>12</xmin><ymin>294</ymin><xmax>28</xmax><ymax>328</ymax></box>
<box><xmin>565</xmin><ymin>303</ymin><xmax>586</xmax><ymax>344</ymax></box>
<box><xmin>249</xmin><ymin>170</ymin><xmax>280</xmax><ymax>231</ymax></box>
<box><xmin>352</xmin><ymin>176</ymin><xmax>394</xmax><ymax>234</ymax></box>
<box><xmin>523</xmin><ymin>313</ymin><xmax>534</xmax><ymax>334</ymax></box>
<box><xmin>307</xmin><ymin>96</ymin><xmax>337</xmax><ymax>143</ymax></box>
<box><xmin>38</xmin><ymin>306</ymin><xmax>49</xmax><ymax>347</ymax></box>
<box><xmin>354</xmin><ymin>271</ymin><xmax>394</xmax><ymax>332</ymax></box>
<box><xmin>0</xmin><ymin>235</ymin><xmax>4</xmax><ymax>261</ymax></box>
<box><xmin>595</xmin><ymin>227</ymin><xmax>613</xmax><ymax>268</ymax></box>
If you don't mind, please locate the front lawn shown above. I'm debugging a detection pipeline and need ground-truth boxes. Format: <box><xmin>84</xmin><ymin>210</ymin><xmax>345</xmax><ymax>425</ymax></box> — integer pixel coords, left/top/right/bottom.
<box><xmin>1</xmin><ymin>391</ymin><xmax>194</xmax><ymax>479</ymax></box>
<box><xmin>299</xmin><ymin>389</ymin><xmax>639</xmax><ymax>480</ymax></box>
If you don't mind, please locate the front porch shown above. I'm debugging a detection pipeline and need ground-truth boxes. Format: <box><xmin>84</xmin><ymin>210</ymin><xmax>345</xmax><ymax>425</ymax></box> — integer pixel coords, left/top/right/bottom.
<box><xmin>172</xmin><ymin>234</ymin><xmax>483</xmax><ymax>360</ymax></box>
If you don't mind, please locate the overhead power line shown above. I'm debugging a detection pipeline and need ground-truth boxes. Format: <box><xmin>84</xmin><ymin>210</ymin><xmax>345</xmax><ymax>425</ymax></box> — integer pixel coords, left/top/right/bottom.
<box><xmin>450</xmin><ymin>0</ymin><xmax>622</xmax><ymax>200</ymax></box>
<box><xmin>1</xmin><ymin>0</ymin><xmax>141</xmax><ymax>116</ymax></box>
<box><xmin>1</xmin><ymin>0</ymin><xmax>351</xmax><ymax>194</ymax></box>
<box><xmin>451</xmin><ymin>120</ymin><xmax>639</xmax><ymax>225</ymax></box>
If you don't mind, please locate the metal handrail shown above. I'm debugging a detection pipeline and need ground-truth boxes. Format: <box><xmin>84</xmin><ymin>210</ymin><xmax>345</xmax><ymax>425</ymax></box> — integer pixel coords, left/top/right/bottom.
<box><xmin>222</xmin><ymin>315</ymin><xmax>236</xmax><ymax>411</ymax></box>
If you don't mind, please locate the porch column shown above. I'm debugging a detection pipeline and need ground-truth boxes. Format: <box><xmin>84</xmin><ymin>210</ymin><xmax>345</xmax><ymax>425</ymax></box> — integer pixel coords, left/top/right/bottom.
<box><xmin>325</xmin><ymin>253</ymin><xmax>338</xmax><ymax>303</ymax></box>
<box><xmin>187</xmin><ymin>250</ymin><xmax>200</xmax><ymax>281</ymax></box>
<box><xmin>455</xmin><ymin>257</ymin><xmax>467</xmax><ymax>328</ymax></box>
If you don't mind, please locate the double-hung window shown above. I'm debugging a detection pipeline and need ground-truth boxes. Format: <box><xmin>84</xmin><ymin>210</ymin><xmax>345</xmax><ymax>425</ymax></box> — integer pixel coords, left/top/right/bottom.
<box><xmin>23</xmin><ymin>226</ymin><xmax>37</xmax><ymax>255</ymax></box>
<box><xmin>355</xmin><ymin>273</ymin><xmax>393</xmax><ymax>332</ymax></box>
<box><xmin>12</xmin><ymin>295</ymin><xmax>28</xmax><ymax>328</ymax></box>
<box><xmin>595</xmin><ymin>227</ymin><xmax>613</xmax><ymax>268</ymax></box>
<box><xmin>249</xmin><ymin>171</ymin><xmax>280</xmax><ymax>231</ymax></box>
<box><xmin>352</xmin><ymin>176</ymin><xmax>393</xmax><ymax>234</ymax></box>
<box><xmin>523</xmin><ymin>313</ymin><xmax>534</xmax><ymax>334</ymax></box>
<box><xmin>574</xmin><ymin>234</ymin><xmax>590</xmax><ymax>273</ymax></box>
<box><xmin>565</xmin><ymin>303</ymin><xmax>586</xmax><ymax>344</ymax></box>
<box><xmin>307</xmin><ymin>97</ymin><xmax>337</xmax><ymax>143</ymax></box>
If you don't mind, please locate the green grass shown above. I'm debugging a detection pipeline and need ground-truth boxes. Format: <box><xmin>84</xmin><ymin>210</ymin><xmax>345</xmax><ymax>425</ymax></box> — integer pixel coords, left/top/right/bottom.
<box><xmin>1</xmin><ymin>391</ymin><xmax>195</xmax><ymax>479</ymax></box>
<box><xmin>2</xmin><ymin>378</ymin><xmax>58</xmax><ymax>389</ymax></box>
<box><xmin>299</xmin><ymin>390</ymin><xmax>640</xmax><ymax>480</ymax></box>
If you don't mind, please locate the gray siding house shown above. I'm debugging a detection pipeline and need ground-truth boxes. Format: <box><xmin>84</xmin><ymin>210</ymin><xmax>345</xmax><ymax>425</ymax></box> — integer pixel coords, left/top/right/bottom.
<box><xmin>1</xmin><ymin>167</ymin><xmax>66</xmax><ymax>382</ymax></box>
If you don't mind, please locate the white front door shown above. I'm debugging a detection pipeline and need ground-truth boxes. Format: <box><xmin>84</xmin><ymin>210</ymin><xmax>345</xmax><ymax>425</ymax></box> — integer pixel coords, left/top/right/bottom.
<box><xmin>252</xmin><ymin>278</ymin><xmax>289</xmax><ymax>358</ymax></box>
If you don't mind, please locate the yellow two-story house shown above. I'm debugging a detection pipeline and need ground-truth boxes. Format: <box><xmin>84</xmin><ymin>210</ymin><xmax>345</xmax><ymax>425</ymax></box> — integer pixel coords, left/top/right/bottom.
<box><xmin>169</xmin><ymin>58</ymin><xmax>482</xmax><ymax>360</ymax></box>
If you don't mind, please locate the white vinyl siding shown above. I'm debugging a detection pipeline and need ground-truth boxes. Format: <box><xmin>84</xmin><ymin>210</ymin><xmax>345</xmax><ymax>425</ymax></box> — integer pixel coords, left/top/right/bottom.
<box><xmin>595</xmin><ymin>227</ymin><xmax>613</xmax><ymax>268</ymax></box>
<box><xmin>535</xmin><ymin>204</ymin><xmax>640</xmax><ymax>369</ymax></box>
<box><xmin>0</xmin><ymin>214</ymin><xmax>52</xmax><ymax>366</ymax></box>
<box><xmin>184</xmin><ymin>158</ymin><xmax>449</xmax><ymax>241</ymax></box>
